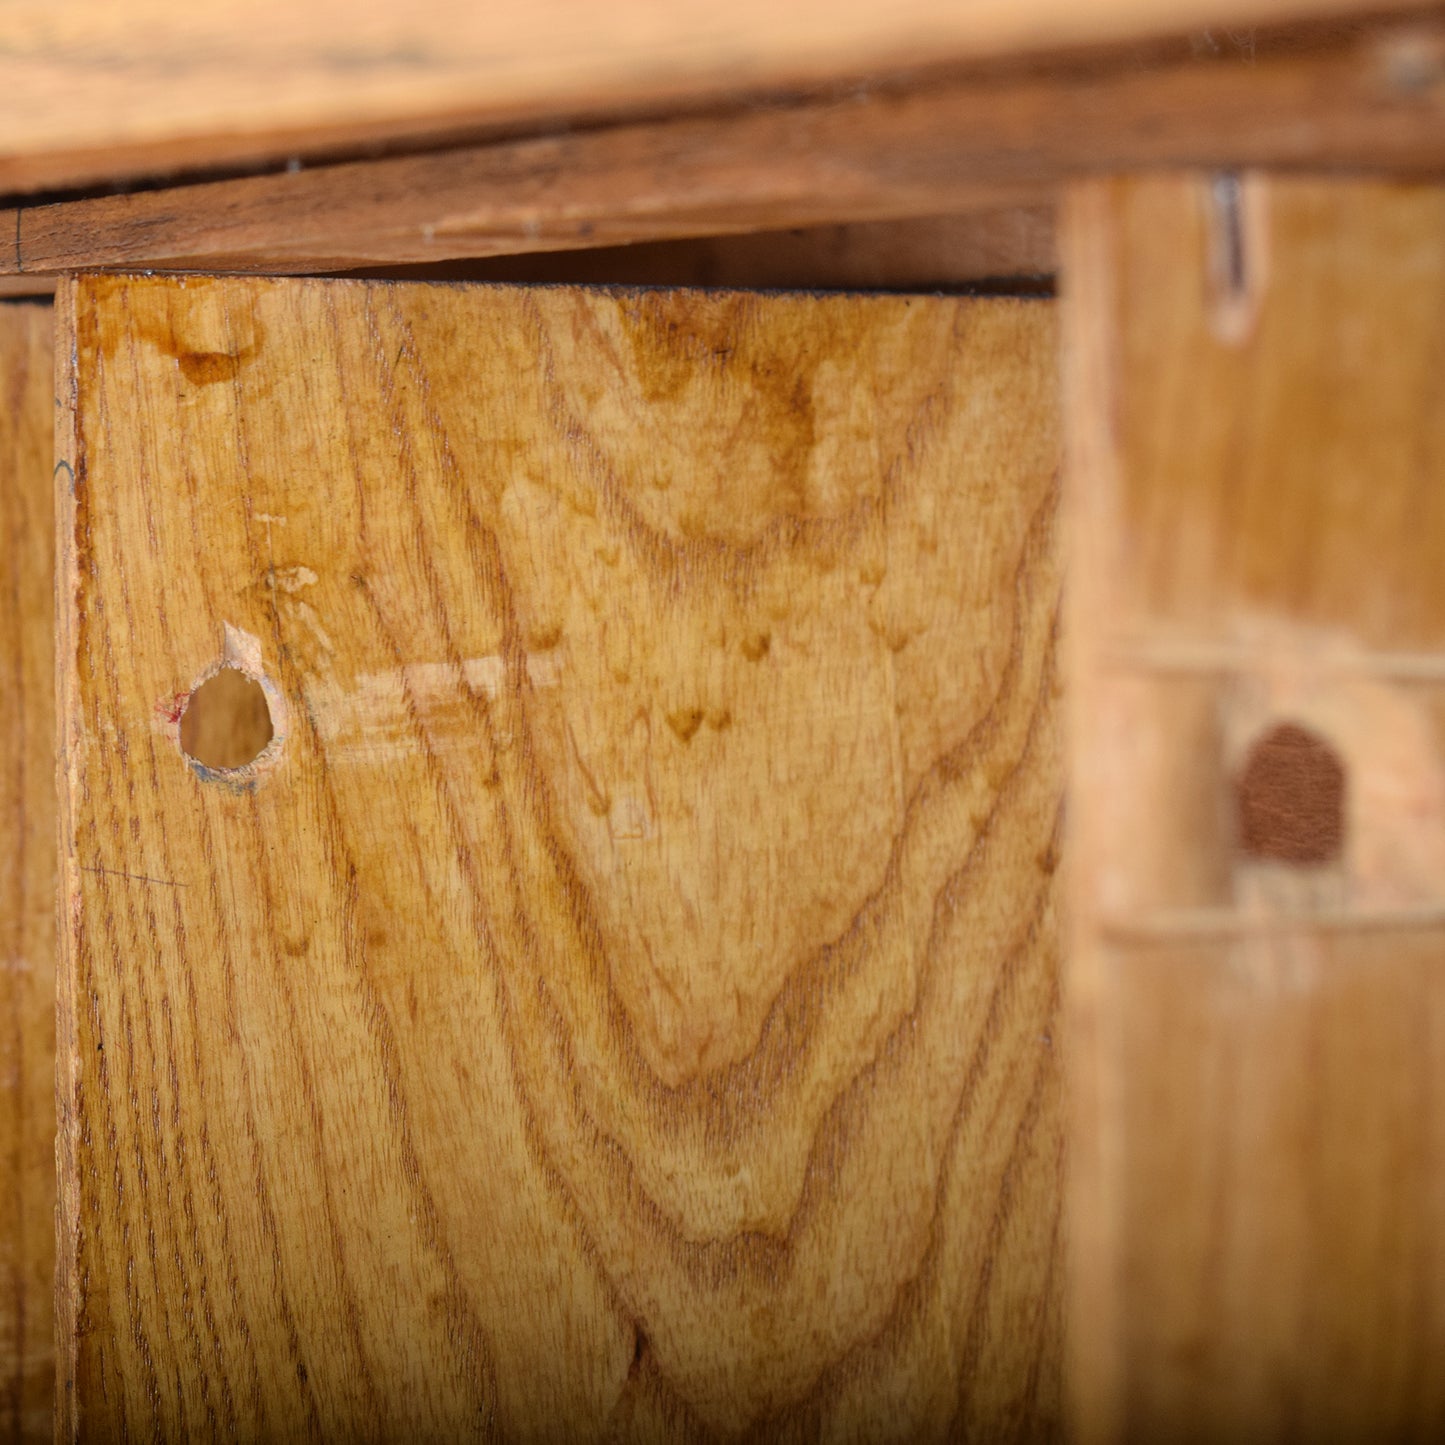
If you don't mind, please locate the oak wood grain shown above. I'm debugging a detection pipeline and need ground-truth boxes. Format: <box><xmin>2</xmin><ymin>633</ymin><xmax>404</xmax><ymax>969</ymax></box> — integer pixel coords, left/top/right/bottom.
<box><xmin>1062</xmin><ymin>174</ymin><xmax>1445</xmax><ymax>1443</ymax></box>
<box><xmin>56</xmin><ymin>276</ymin><xmax>1064</xmax><ymax>1441</ymax></box>
<box><xmin>0</xmin><ymin>302</ymin><xmax>55</xmax><ymax>1445</ymax></box>
<box><xmin>6</xmin><ymin>19</ymin><xmax>1445</xmax><ymax>280</ymax></box>
<box><xmin>3</xmin><ymin>0</ymin><xmax>1427</xmax><ymax>194</ymax></box>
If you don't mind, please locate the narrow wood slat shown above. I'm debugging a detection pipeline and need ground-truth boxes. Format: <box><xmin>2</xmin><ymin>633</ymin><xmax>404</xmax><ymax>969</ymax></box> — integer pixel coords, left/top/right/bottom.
<box><xmin>3</xmin><ymin>0</ymin><xmax>1430</xmax><ymax>193</ymax></box>
<box><xmin>1063</xmin><ymin>174</ymin><xmax>1445</xmax><ymax>1442</ymax></box>
<box><xmin>7</xmin><ymin>20</ymin><xmax>1445</xmax><ymax>279</ymax></box>
<box><xmin>56</xmin><ymin>276</ymin><xmax>1065</xmax><ymax>1441</ymax></box>
<box><xmin>0</xmin><ymin>302</ymin><xmax>56</xmax><ymax>1445</ymax></box>
<box><xmin>0</xmin><ymin>211</ymin><xmax>1056</xmax><ymax>302</ymax></box>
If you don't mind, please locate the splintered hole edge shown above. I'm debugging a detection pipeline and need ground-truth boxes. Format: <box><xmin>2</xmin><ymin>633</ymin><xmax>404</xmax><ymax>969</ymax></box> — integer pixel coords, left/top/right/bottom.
<box><xmin>179</xmin><ymin>666</ymin><xmax>275</xmax><ymax>772</ymax></box>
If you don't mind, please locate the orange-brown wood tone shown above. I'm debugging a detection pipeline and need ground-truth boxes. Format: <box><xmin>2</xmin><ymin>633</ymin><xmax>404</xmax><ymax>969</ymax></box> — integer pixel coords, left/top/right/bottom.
<box><xmin>0</xmin><ymin>302</ymin><xmax>55</xmax><ymax>1445</ymax></box>
<box><xmin>56</xmin><ymin>276</ymin><xmax>1065</xmax><ymax>1441</ymax></box>
<box><xmin>7</xmin><ymin>20</ymin><xmax>1445</xmax><ymax>289</ymax></box>
<box><xmin>3</xmin><ymin>0</ymin><xmax>1421</xmax><ymax>192</ymax></box>
<box><xmin>1063</xmin><ymin>175</ymin><xmax>1445</xmax><ymax>1443</ymax></box>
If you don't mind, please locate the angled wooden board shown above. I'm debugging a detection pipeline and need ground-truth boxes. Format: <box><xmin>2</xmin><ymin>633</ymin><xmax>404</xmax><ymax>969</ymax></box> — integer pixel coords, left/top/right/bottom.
<box><xmin>1</xmin><ymin>0</ymin><xmax>1420</xmax><ymax>192</ymax></box>
<box><xmin>1063</xmin><ymin>175</ymin><xmax>1445</xmax><ymax>1443</ymax></box>
<box><xmin>56</xmin><ymin>276</ymin><xmax>1064</xmax><ymax>1441</ymax></box>
<box><xmin>10</xmin><ymin>22</ymin><xmax>1445</xmax><ymax>286</ymax></box>
<box><xmin>0</xmin><ymin>301</ymin><xmax>55</xmax><ymax>1445</ymax></box>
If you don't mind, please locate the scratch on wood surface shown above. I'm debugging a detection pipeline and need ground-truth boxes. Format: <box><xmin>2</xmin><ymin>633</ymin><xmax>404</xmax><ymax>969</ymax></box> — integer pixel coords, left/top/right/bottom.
<box><xmin>78</xmin><ymin>866</ymin><xmax>186</xmax><ymax>890</ymax></box>
<box><xmin>304</xmin><ymin>655</ymin><xmax>559</xmax><ymax>761</ymax></box>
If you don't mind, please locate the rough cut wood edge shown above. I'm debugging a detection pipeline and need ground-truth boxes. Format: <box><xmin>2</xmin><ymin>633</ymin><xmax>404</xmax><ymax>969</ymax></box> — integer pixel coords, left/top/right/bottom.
<box><xmin>0</xmin><ymin>301</ymin><xmax>55</xmax><ymax>1445</ymax></box>
<box><xmin>1</xmin><ymin>0</ymin><xmax>1433</xmax><ymax>194</ymax></box>
<box><xmin>53</xmin><ymin>275</ymin><xmax>80</xmax><ymax>1445</ymax></box>
<box><xmin>4</xmin><ymin>18</ymin><xmax>1443</xmax><ymax>280</ymax></box>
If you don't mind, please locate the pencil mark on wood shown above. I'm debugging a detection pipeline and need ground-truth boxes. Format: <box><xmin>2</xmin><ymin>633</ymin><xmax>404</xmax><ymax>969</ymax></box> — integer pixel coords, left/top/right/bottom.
<box><xmin>79</xmin><ymin>866</ymin><xmax>187</xmax><ymax>890</ymax></box>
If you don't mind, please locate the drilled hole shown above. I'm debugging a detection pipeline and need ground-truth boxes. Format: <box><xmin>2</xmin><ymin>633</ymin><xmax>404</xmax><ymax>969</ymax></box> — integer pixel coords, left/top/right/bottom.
<box><xmin>179</xmin><ymin>667</ymin><xmax>274</xmax><ymax>771</ymax></box>
<box><xmin>1236</xmin><ymin>722</ymin><xmax>1345</xmax><ymax>866</ymax></box>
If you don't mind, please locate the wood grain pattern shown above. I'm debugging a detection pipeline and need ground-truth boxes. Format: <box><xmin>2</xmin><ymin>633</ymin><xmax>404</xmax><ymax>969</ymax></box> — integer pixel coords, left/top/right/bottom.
<box><xmin>2</xmin><ymin>0</ymin><xmax>1426</xmax><ymax>194</ymax></box>
<box><xmin>56</xmin><ymin>276</ymin><xmax>1064</xmax><ymax>1441</ymax></box>
<box><xmin>8</xmin><ymin>18</ymin><xmax>1445</xmax><ymax>280</ymax></box>
<box><xmin>0</xmin><ymin>302</ymin><xmax>55</xmax><ymax>1445</ymax></box>
<box><xmin>1062</xmin><ymin>174</ymin><xmax>1445</xmax><ymax>1443</ymax></box>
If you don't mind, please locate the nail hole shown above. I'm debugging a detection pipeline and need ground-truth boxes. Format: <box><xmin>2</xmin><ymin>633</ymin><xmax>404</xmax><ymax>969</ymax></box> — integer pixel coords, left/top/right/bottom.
<box><xmin>179</xmin><ymin>666</ymin><xmax>274</xmax><ymax>771</ymax></box>
<box><xmin>1207</xmin><ymin>171</ymin><xmax>1268</xmax><ymax>343</ymax></box>
<box><xmin>1236</xmin><ymin>722</ymin><xmax>1345</xmax><ymax>866</ymax></box>
<box><xmin>1212</xmin><ymin>172</ymin><xmax>1249</xmax><ymax>299</ymax></box>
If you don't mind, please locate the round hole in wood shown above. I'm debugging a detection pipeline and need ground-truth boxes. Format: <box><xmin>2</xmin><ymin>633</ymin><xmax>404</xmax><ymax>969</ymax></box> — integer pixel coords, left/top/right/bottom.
<box><xmin>179</xmin><ymin>666</ymin><xmax>274</xmax><ymax>771</ymax></box>
<box><xmin>1235</xmin><ymin>721</ymin><xmax>1345</xmax><ymax>866</ymax></box>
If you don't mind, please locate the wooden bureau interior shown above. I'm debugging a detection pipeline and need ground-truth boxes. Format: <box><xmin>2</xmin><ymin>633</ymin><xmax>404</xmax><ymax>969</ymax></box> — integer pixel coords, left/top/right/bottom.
<box><xmin>4</xmin><ymin>5</ymin><xmax>1445</xmax><ymax>1443</ymax></box>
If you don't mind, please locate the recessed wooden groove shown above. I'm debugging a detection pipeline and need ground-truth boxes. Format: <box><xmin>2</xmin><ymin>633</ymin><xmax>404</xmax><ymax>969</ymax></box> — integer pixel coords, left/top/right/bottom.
<box><xmin>1100</xmin><ymin>903</ymin><xmax>1445</xmax><ymax>941</ymax></box>
<box><xmin>1105</xmin><ymin>639</ymin><xmax>1445</xmax><ymax>680</ymax></box>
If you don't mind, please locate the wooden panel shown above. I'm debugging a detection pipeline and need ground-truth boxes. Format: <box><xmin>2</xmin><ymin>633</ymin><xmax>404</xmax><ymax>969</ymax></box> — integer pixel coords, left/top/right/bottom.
<box><xmin>56</xmin><ymin>276</ymin><xmax>1064</xmax><ymax>1441</ymax></box>
<box><xmin>0</xmin><ymin>302</ymin><xmax>55</xmax><ymax>1445</ymax></box>
<box><xmin>2</xmin><ymin>0</ymin><xmax>1424</xmax><ymax>194</ymax></box>
<box><xmin>8</xmin><ymin>19</ymin><xmax>1445</xmax><ymax>281</ymax></box>
<box><xmin>1062</xmin><ymin>174</ymin><xmax>1445</xmax><ymax>1443</ymax></box>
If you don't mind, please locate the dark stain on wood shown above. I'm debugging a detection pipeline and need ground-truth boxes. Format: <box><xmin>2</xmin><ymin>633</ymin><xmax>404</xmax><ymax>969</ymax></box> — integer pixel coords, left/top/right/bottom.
<box><xmin>1236</xmin><ymin>720</ymin><xmax>1345</xmax><ymax>865</ymax></box>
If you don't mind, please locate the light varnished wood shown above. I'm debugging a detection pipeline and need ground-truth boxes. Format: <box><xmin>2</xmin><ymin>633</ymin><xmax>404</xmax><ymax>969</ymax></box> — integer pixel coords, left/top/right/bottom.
<box><xmin>2</xmin><ymin>0</ymin><xmax>1423</xmax><ymax>193</ymax></box>
<box><xmin>1063</xmin><ymin>175</ymin><xmax>1445</xmax><ymax>1443</ymax></box>
<box><xmin>0</xmin><ymin>303</ymin><xmax>55</xmax><ymax>1445</ymax></box>
<box><xmin>57</xmin><ymin>276</ymin><xmax>1064</xmax><ymax>1441</ymax></box>
<box><xmin>7</xmin><ymin>20</ymin><xmax>1445</xmax><ymax>282</ymax></box>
